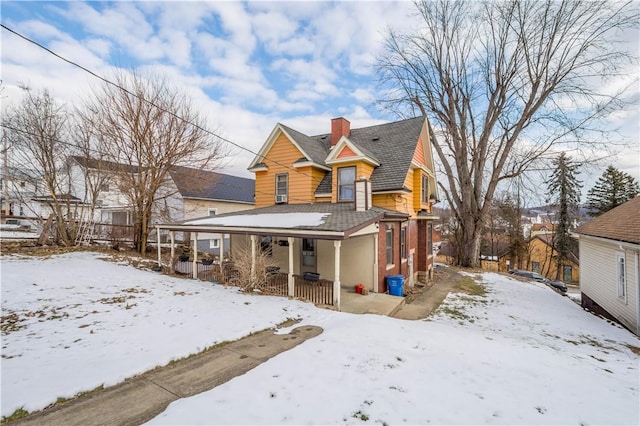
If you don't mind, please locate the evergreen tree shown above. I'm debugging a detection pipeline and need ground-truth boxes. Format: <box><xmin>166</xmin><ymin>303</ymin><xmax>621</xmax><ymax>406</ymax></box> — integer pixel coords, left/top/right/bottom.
<box><xmin>546</xmin><ymin>152</ymin><xmax>582</xmax><ymax>280</ymax></box>
<box><xmin>586</xmin><ymin>166</ymin><xmax>640</xmax><ymax>216</ymax></box>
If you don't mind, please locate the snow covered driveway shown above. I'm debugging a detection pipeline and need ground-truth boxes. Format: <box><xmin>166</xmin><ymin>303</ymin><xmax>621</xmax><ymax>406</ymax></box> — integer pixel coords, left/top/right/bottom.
<box><xmin>1</xmin><ymin>252</ymin><xmax>638</xmax><ymax>424</ymax></box>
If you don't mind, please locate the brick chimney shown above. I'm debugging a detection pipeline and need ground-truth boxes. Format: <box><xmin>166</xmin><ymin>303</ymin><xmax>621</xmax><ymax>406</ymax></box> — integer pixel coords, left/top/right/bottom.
<box><xmin>331</xmin><ymin>117</ymin><xmax>350</xmax><ymax>146</ymax></box>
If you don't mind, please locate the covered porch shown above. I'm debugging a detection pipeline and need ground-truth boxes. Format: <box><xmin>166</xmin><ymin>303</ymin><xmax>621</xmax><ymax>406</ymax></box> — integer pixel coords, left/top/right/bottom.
<box><xmin>155</xmin><ymin>203</ymin><xmax>402</xmax><ymax>311</ymax></box>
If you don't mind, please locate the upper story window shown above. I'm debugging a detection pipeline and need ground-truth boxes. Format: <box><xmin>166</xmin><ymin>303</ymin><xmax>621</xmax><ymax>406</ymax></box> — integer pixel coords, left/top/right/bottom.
<box><xmin>400</xmin><ymin>227</ymin><xmax>407</xmax><ymax>259</ymax></box>
<box><xmin>421</xmin><ymin>174</ymin><xmax>429</xmax><ymax>204</ymax></box>
<box><xmin>338</xmin><ymin>166</ymin><xmax>356</xmax><ymax>201</ymax></box>
<box><xmin>208</xmin><ymin>208</ymin><xmax>217</xmax><ymax>217</ymax></box>
<box><xmin>276</xmin><ymin>173</ymin><xmax>288</xmax><ymax>203</ymax></box>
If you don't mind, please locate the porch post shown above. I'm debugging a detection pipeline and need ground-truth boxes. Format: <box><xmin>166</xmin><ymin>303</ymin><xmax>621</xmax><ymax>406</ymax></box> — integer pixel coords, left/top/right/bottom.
<box><xmin>287</xmin><ymin>237</ymin><xmax>294</xmax><ymax>297</ymax></box>
<box><xmin>156</xmin><ymin>226</ymin><xmax>162</xmax><ymax>268</ymax></box>
<box><xmin>219</xmin><ymin>233</ymin><xmax>225</xmax><ymax>276</ymax></box>
<box><xmin>372</xmin><ymin>233</ymin><xmax>379</xmax><ymax>293</ymax></box>
<box><xmin>192</xmin><ymin>232</ymin><xmax>198</xmax><ymax>279</ymax></box>
<box><xmin>250</xmin><ymin>235</ymin><xmax>257</xmax><ymax>283</ymax></box>
<box><xmin>334</xmin><ymin>240</ymin><xmax>341</xmax><ymax>310</ymax></box>
<box><xmin>170</xmin><ymin>231</ymin><xmax>175</xmax><ymax>274</ymax></box>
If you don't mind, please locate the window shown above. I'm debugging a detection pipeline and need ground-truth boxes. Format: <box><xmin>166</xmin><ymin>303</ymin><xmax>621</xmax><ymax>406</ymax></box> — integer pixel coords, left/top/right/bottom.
<box><xmin>532</xmin><ymin>261</ymin><xmax>540</xmax><ymax>273</ymax></box>
<box><xmin>421</xmin><ymin>175</ymin><xmax>429</xmax><ymax>203</ymax></box>
<box><xmin>427</xmin><ymin>223</ymin><xmax>433</xmax><ymax>255</ymax></box>
<box><xmin>617</xmin><ymin>253</ymin><xmax>626</xmax><ymax>298</ymax></box>
<box><xmin>276</xmin><ymin>174</ymin><xmax>288</xmax><ymax>200</ymax></box>
<box><xmin>260</xmin><ymin>236</ymin><xmax>273</xmax><ymax>256</ymax></box>
<box><xmin>209</xmin><ymin>239</ymin><xmax>220</xmax><ymax>249</ymax></box>
<box><xmin>563</xmin><ymin>265</ymin><xmax>572</xmax><ymax>282</ymax></box>
<box><xmin>19</xmin><ymin>205</ymin><xmax>24</xmax><ymax>216</ymax></box>
<box><xmin>100</xmin><ymin>183</ymin><xmax>110</xmax><ymax>192</ymax></box>
<box><xmin>400</xmin><ymin>227</ymin><xmax>406</xmax><ymax>259</ymax></box>
<box><xmin>208</xmin><ymin>209</ymin><xmax>217</xmax><ymax>217</ymax></box>
<box><xmin>386</xmin><ymin>225</ymin><xmax>394</xmax><ymax>266</ymax></box>
<box><xmin>338</xmin><ymin>166</ymin><xmax>356</xmax><ymax>201</ymax></box>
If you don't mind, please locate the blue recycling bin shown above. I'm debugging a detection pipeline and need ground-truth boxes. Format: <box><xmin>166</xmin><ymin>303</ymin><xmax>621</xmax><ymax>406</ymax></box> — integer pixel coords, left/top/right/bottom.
<box><xmin>386</xmin><ymin>275</ymin><xmax>405</xmax><ymax>296</ymax></box>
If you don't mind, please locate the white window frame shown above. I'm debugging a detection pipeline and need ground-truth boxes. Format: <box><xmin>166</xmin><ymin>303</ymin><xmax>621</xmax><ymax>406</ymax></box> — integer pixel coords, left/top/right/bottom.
<box><xmin>276</xmin><ymin>174</ymin><xmax>288</xmax><ymax>198</ymax></box>
<box><xmin>208</xmin><ymin>208</ymin><xmax>218</xmax><ymax>217</ymax></box>
<box><xmin>617</xmin><ymin>252</ymin><xmax>626</xmax><ymax>299</ymax></box>
<box><xmin>386</xmin><ymin>225</ymin><xmax>394</xmax><ymax>267</ymax></box>
<box><xmin>209</xmin><ymin>238</ymin><xmax>220</xmax><ymax>249</ymax></box>
<box><xmin>338</xmin><ymin>166</ymin><xmax>356</xmax><ymax>201</ymax></box>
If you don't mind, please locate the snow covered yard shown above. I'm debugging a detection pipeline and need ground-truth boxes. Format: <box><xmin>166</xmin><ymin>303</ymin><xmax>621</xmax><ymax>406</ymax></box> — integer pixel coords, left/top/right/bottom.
<box><xmin>148</xmin><ymin>272</ymin><xmax>639</xmax><ymax>425</ymax></box>
<box><xmin>0</xmin><ymin>251</ymin><xmax>319</xmax><ymax>418</ymax></box>
<box><xmin>1</xmin><ymin>252</ymin><xmax>638</xmax><ymax>425</ymax></box>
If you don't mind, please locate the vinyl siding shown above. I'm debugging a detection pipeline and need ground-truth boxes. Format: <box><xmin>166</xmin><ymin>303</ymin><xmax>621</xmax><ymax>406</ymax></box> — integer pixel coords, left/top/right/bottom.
<box><xmin>254</xmin><ymin>133</ymin><xmax>318</xmax><ymax>207</ymax></box>
<box><xmin>580</xmin><ymin>236</ymin><xmax>639</xmax><ymax>333</ymax></box>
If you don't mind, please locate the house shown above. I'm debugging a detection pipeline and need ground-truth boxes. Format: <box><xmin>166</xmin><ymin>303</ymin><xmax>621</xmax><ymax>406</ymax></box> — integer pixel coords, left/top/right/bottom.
<box><xmin>167</xmin><ymin>166</ymin><xmax>255</xmax><ymax>255</ymax></box>
<box><xmin>528</xmin><ymin>234</ymin><xmax>580</xmax><ymax>283</ymax></box>
<box><xmin>530</xmin><ymin>223</ymin><xmax>556</xmax><ymax>237</ymax></box>
<box><xmin>157</xmin><ymin>116</ymin><xmax>440</xmax><ymax>308</ymax></box>
<box><xmin>70</xmin><ymin>156</ymin><xmax>255</xmax><ymax>246</ymax></box>
<box><xmin>574</xmin><ymin>196</ymin><xmax>640</xmax><ymax>335</ymax></box>
<box><xmin>0</xmin><ymin>166</ymin><xmax>44</xmax><ymax>218</ymax></box>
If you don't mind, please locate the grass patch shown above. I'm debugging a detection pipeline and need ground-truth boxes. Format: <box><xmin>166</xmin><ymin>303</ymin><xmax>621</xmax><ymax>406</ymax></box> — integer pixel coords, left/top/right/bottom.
<box><xmin>1</xmin><ymin>407</ymin><xmax>29</xmax><ymax>424</ymax></box>
<box><xmin>455</xmin><ymin>277</ymin><xmax>486</xmax><ymax>297</ymax></box>
<box><xmin>439</xmin><ymin>306</ymin><xmax>472</xmax><ymax>321</ymax></box>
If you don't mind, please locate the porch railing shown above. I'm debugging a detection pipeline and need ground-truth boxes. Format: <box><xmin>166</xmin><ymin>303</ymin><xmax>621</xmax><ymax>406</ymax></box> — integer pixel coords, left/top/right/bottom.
<box><xmin>170</xmin><ymin>260</ymin><xmax>334</xmax><ymax>306</ymax></box>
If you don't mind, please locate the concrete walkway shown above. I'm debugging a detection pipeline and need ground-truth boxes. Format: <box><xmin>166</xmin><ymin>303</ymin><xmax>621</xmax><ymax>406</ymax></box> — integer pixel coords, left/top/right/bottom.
<box><xmin>12</xmin><ymin>324</ymin><xmax>323</xmax><ymax>426</ymax></box>
<box><xmin>392</xmin><ymin>268</ymin><xmax>464</xmax><ymax>320</ymax></box>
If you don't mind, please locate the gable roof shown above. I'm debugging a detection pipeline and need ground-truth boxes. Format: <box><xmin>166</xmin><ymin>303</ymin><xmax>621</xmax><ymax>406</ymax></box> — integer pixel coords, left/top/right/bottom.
<box><xmin>253</xmin><ymin>117</ymin><xmax>428</xmax><ymax>194</ymax></box>
<box><xmin>574</xmin><ymin>196</ymin><xmax>640</xmax><ymax>245</ymax></box>
<box><xmin>70</xmin><ymin>155</ymin><xmax>141</xmax><ymax>174</ymax></box>
<box><xmin>169</xmin><ymin>166</ymin><xmax>255</xmax><ymax>204</ymax></box>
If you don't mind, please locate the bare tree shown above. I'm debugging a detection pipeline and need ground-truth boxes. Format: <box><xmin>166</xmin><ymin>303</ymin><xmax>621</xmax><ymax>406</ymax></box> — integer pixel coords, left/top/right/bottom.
<box><xmin>377</xmin><ymin>0</ymin><xmax>638</xmax><ymax>267</ymax></box>
<box><xmin>80</xmin><ymin>71</ymin><xmax>228</xmax><ymax>254</ymax></box>
<box><xmin>2</xmin><ymin>87</ymin><xmax>82</xmax><ymax>245</ymax></box>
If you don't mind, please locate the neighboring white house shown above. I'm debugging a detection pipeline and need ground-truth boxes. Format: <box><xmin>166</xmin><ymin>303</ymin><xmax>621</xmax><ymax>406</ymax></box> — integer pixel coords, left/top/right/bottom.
<box><xmin>71</xmin><ymin>157</ymin><xmax>255</xmax><ymax>250</ymax></box>
<box><xmin>574</xmin><ymin>196</ymin><xmax>640</xmax><ymax>336</ymax></box>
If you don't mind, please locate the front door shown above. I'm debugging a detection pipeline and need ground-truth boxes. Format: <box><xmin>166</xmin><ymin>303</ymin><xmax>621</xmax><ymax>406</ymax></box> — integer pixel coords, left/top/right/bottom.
<box><xmin>300</xmin><ymin>238</ymin><xmax>316</xmax><ymax>273</ymax></box>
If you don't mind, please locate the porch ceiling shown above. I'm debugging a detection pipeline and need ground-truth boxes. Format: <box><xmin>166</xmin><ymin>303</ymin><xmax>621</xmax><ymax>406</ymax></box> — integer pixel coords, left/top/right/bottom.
<box><xmin>157</xmin><ymin>203</ymin><xmax>406</xmax><ymax>240</ymax></box>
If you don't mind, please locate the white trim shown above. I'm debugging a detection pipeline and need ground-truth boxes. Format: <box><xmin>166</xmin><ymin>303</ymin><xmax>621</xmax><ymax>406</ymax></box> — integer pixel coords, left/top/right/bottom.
<box><xmin>576</xmin><ymin>233</ymin><xmax>639</xmax><ymax>251</ymax></box>
<box><xmin>315</xmin><ymin>193</ymin><xmax>331</xmax><ymax>198</ymax></box>
<box><xmin>208</xmin><ymin>208</ymin><xmax>218</xmax><ymax>217</ymax></box>
<box><xmin>293</xmin><ymin>161</ymin><xmax>331</xmax><ymax>171</ymax></box>
<box><xmin>248</xmin><ymin>164</ymin><xmax>268</xmax><ymax>172</ymax></box>
<box><xmin>157</xmin><ymin>223</ymin><xmax>345</xmax><ymax>239</ymax></box>
<box><xmin>248</xmin><ymin>124</ymin><xmax>310</xmax><ymax>170</ymax></box>
<box><xmin>182</xmin><ymin>197</ymin><xmax>254</xmax><ymax>205</ymax></box>
<box><xmin>324</xmin><ymin>136</ymin><xmax>380</xmax><ymax>167</ymax></box>
<box><xmin>616</xmin><ymin>251</ymin><xmax>627</xmax><ymax>301</ymax></box>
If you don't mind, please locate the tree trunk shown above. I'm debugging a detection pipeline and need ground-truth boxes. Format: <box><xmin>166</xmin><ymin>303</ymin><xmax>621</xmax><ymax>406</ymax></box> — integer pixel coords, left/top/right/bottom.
<box><xmin>457</xmin><ymin>217</ymin><xmax>483</xmax><ymax>268</ymax></box>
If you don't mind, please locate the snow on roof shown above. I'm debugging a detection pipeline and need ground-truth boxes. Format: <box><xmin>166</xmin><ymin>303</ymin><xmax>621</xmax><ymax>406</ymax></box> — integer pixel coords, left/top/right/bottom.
<box><xmin>184</xmin><ymin>212</ymin><xmax>330</xmax><ymax>228</ymax></box>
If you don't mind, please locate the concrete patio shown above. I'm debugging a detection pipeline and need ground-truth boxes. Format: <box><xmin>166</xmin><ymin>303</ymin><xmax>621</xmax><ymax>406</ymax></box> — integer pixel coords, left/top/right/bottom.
<box><xmin>339</xmin><ymin>287</ymin><xmax>406</xmax><ymax>316</ymax></box>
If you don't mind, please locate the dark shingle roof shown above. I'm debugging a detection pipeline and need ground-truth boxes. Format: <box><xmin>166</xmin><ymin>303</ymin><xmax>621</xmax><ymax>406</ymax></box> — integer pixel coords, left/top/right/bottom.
<box><xmin>290</xmin><ymin>117</ymin><xmax>425</xmax><ymax>193</ymax></box>
<box><xmin>71</xmin><ymin>155</ymin><xmax>141</xmax><ymax>174</ymax></box>
<box><xmin>186</xmin><ymin>202</ymin><xmax>406</xmax><ymax>234</ymax></box>
<box><xmin>279</xmin><ymin>124</ymin><xmax>331</xmax><ymax>165</ymax></box>
<box><xmin>169</xmin><ymin>166</ymin><xmax>255</xmax><ymax>204</ymax></box>
<box><xmin>574</xmin><ymin>196</ymin><xmax>640</xmax><ymax>245</ymax></box>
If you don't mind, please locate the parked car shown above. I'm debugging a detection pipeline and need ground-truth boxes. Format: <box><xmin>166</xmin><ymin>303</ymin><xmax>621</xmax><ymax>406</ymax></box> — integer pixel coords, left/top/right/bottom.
<box><xmin>508</xmin><ymin>269</ymin><xmax>547</xmax><ymax>282</ymax></box>
<box><xmin>546</xmin><ymin>279</ymin><xmax>568</xmax><ymax>293</ymax></box>
<box><xmin>508</xmin><ymin>269</ymin><xmax>568</xmax><ymax>293</ymax></box>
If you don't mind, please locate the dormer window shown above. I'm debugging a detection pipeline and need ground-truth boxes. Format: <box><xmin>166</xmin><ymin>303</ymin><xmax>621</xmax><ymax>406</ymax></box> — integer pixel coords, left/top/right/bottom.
<box><xmin>338</xmin><ymin>166</ymin><xmax>355</xmax><ymax>201</ymax></box>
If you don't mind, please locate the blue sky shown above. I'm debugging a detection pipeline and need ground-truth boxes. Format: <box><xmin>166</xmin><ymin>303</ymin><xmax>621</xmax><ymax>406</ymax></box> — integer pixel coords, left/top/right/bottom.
<box><xmin>1</xmin><ymin>1</ymin><xmax>638</xmax><ymax>200</ymax></box>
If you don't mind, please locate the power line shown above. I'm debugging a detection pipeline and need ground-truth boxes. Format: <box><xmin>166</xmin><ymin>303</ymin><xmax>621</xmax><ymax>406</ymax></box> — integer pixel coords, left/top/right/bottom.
<box><xmin>0</xmin><ymin>123</ymin><xmax>323</xmax><ymax>205</ymax></box>
<box><xmin>0</xmin><ymin>23</ymin><xmax>326</xmax><ymax>187</ymax></box>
